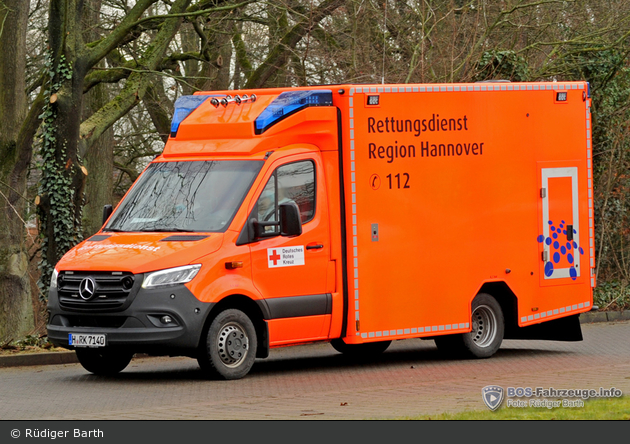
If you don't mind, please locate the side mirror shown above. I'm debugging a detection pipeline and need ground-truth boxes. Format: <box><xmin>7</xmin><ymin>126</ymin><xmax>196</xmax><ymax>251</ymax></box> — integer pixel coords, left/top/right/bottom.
<box><xmin>102</xmin><ymin>204</ymin><xmax>113</xmax><ymax>225</ymax></box>
<box><xmin>279</xmin><ymin>202</ymin><xmax>302</xmax><ymax>237</ymax></box>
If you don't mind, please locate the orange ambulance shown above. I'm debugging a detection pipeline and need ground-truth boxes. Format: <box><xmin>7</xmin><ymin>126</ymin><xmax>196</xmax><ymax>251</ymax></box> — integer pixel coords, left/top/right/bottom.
<box><xmin>47</xmin><ymin>82</ymin><xmax>595</xmax><ymax>379</ymax></box>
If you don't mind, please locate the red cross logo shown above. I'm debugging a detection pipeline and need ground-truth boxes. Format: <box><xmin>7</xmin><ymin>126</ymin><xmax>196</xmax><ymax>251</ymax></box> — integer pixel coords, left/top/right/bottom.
<box><xmin>269</xmin><ymin>250</ymin><xmax>281</xmax><ymax>266</ymax></box>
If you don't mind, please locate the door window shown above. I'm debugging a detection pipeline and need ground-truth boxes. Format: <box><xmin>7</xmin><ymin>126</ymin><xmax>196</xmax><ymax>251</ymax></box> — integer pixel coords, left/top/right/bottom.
<box><xmin>255</xmin><ymin>161</ymin><xmax>315</xmax><ymax>234</ymax></box>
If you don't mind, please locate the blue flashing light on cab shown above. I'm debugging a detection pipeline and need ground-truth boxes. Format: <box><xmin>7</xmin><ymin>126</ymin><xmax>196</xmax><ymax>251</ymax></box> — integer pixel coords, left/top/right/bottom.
<box><xmin>170</xmin><ymin>95</ymin><xmax>217</xmax><ymax>138</ymax></box>
<box><xmin>254</xmin><ymin>90</ymin><xmax>333</xmax><ymax>135</ymax></box>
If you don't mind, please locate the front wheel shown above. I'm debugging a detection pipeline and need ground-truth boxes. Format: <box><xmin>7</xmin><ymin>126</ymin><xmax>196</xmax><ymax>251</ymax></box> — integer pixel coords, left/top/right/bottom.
<box><xmin>75</xmin><ymin>348</ymin><xmax>134</xmax><ymax>375</ymax></box>
<box><xmin>435</xmin><ymin>293</ymin><xmax>504</xmax><ymax>359</ymax></box>
<box><xmin>197</xmin><ymin>309</ymin><xmax>258</xmax><ymax>380</ymax></box>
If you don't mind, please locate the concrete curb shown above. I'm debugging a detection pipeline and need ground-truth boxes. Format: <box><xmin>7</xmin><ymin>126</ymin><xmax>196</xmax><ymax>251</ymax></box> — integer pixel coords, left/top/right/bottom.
<box><xmin>0</xmin><ymin>351</ymin><xmax>78</xmax><ymax>368</ymax></box>
<box><xmin>0</xmin><ymin>313</ymin><xmax>627</xmax><ymax>369</ymax></box>
<box><xmin>581</xmin><ymin>310</ymin><xmax>630</xmax><ymax>323</ymax></box>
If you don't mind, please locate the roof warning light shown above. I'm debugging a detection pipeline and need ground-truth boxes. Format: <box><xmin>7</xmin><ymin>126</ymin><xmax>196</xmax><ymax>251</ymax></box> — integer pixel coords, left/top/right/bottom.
<box><xmin>254</xmin><ymin>90</ymin><xmax>333</xmax><ymax>134</ymax></box>
<box><xmin>170</xmin><ymin>95</ymin><xmax>217</xmax><ymax>138</ymax></box>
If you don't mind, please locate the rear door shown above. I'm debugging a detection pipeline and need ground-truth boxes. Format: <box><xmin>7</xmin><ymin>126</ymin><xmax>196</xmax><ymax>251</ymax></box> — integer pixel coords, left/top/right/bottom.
<box><xmin>539</xmin><ymin>165</ymin><xmax>583</xmax><ymax>283</ymax></box>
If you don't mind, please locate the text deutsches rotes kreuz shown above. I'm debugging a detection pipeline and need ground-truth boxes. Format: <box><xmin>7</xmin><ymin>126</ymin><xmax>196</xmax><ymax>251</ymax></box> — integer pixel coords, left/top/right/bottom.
<box><xmin>267</xmin><ymin>247</ymin><xmax>305</xmax><ymax>268</ymax></box>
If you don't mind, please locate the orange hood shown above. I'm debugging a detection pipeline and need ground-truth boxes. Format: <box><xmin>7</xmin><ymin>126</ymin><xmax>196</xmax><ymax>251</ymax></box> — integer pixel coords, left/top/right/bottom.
<box><xmin>56</xmin><ymin>233</ymin><xmax>224</xmax><ymax>274</ymax></box>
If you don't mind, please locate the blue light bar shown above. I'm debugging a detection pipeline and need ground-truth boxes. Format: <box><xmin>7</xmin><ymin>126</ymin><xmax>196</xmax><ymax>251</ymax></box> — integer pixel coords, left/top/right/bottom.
<box><xmin>170</xmin><ymin>95</ymin><xmax>218</xmax><ymax>138</ymax></box>
<box><xmin>254</xmin><ymin>90</ymin><xmax>333</xmax><ymax>134</ymax></box>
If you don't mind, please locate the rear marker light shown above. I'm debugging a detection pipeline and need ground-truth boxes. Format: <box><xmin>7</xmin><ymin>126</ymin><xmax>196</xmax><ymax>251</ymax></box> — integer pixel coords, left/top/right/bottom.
<box><xmin>367</xmin><ymin>95</ymin><xmax>380</xmax><ymax>105</ymax></box>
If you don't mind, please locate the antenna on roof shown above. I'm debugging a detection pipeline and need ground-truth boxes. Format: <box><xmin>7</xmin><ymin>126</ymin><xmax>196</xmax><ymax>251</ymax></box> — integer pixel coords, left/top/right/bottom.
<box><xmin>382</xmin><ymin>1</ymin><xmax>387</xmax><ymax>84</ymax></box>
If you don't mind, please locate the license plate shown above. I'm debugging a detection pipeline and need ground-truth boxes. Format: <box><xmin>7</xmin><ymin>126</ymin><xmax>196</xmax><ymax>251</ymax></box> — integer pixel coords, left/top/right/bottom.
<box><xmin>68</xmin><ymin>333</ymin><xmax>106</xmax><ymax>348</ymax></box>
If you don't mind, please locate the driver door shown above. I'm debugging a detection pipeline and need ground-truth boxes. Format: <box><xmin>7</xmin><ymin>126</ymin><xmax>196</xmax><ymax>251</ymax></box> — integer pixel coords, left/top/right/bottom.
<box><xmin>249</xmin><ymin>154</ymin><xmax>332</xmax><ymax>345</ymax></box>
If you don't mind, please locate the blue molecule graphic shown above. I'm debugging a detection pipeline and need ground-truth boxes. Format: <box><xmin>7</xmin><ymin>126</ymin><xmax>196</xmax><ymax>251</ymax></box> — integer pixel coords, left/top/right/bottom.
<box><xmin>545</xmin><ymin>262</ymin><xmax>554</xmax><ymax>277</ymax></box>
<box><xmin>561</xmin><ymin>220</ymin><xmax>565</xmax><ymax>224</ymax></box>
<box><xmin>535</xmin><ymin>221</ymin><xmax>584</xmax><ymax>279</ymax></box>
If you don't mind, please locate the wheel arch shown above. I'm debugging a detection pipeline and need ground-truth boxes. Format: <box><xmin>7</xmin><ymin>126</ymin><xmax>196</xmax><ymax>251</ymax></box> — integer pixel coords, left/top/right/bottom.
<box><xmin>477</xmin><ymin>281</ymin><xmax>518</xmax><ymax>337</ymax></box>
<box><xmin>201</xmin><ymin>294</ymin><xmax>269</xmax><ymax>358</ymax></box>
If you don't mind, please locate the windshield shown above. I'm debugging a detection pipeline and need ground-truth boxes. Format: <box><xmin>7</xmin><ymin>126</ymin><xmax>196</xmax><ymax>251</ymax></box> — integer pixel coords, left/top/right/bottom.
<box><xmin>105</xmin><ymin>160</ymin><xmax>263</xmax><ymax>233</ymax></box>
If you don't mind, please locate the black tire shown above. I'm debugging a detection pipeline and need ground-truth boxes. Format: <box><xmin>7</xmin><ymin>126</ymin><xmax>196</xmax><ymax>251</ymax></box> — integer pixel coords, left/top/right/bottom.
<box><xmin>330</xmin><ymin>339</ymin><xmax>391</xmax><ymax>357</ymax></box>
<box><xmin>197</xmin><ymin>309</ymin><xmax>257</xmax><ymax>380</ymax></box>
<box><xmin>435</xmin><ymin>293</ymin><xmax>504</xmax><ymax>359</ymax></box>
<box><xmin>75</xmin><ymin>348</ymin><xmax>133</xmax><ymax>375</ymax></box>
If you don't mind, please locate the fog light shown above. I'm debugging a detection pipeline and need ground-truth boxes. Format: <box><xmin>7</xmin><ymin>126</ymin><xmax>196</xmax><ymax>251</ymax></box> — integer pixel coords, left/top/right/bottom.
<box><xmin>122</xmin><ymin>276</ymin><xmax>134</xmax><ymax>290</ymax></box>
<box><xmin>161</xmin><ymin>315</ymin><xmax>173</xmax><ymax>324</ymax></box>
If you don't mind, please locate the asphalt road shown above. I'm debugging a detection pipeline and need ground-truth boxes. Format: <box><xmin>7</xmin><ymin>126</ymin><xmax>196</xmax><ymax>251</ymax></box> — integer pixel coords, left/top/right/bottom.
<box><xmin>1</xmin><ymin>321</ymin><xmax>628</xmax><ymax>420</ymax></box>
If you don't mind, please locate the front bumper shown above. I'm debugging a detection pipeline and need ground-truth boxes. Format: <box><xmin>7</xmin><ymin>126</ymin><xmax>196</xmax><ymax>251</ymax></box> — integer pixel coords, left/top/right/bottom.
<box><xmin>47</xmin><ymin>283</ymin><xmax>214</xmax><ymax>355</ymax></box>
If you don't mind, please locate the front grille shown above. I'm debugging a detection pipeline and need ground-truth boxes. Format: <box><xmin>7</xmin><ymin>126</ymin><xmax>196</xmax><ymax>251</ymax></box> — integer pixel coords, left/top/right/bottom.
<box><xmin>58</xmin><ymin>271</ymin><xmax>136</xmax><ymax>311</ymax></box>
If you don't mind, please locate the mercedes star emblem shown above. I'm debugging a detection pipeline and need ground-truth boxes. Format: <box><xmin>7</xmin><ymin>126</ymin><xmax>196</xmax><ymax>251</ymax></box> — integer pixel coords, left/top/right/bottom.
<box><xmin>78</xmin><ymin>277</ymin><xmax>96</xmax><ymax>300</ymax></box>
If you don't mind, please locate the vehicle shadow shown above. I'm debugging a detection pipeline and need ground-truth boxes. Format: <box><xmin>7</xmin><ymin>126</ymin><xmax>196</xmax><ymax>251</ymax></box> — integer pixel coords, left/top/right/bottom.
<box><xmin>63</xmin><ymin>342</ymin><xmax>576</xmax><ymax>383</ymax></box>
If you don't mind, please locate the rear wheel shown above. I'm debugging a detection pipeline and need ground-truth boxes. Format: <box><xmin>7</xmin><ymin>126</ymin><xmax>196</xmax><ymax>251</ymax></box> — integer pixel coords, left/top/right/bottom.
<box><xmin>197</xmin><ymin>309</ymin><xmax>257</xmax><ymax>380</ymax></box>
<box><xmin>75</xmin><ymin>348</ymin><xmax>134</xmax><ymax>375</ymax></box>
<box><xmin>330</xmin><ymin>339</ymin><xmax>391</xmax><ymax>357</ymax></box>
<box><xmin>435</xmin><ymin>293</ymin><xmax>504</xmax><ymax>359</ymax></box>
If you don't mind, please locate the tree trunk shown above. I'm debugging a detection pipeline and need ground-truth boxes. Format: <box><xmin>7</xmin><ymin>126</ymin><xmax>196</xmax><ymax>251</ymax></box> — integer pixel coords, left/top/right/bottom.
<box><xmin>82</xmin><ymin>0</ymin><xmax>114</xmax><ymax>238</ymax></box>
<box><xmin>0</xmin><ymin>0</ymin><xmax>34</xmax><ymax>342</ymax></box>
<box><xmin>37</xmin><ymin>0</ymin><xmax>89</xmax><ymax>288</ymax></box>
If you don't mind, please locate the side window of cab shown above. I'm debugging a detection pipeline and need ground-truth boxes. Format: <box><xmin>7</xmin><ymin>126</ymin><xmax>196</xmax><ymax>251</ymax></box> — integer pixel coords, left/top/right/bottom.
<box><xmin>255</xmin><ymin>160</ymin><xmax>315</xmax><ymax>234</ymax></box>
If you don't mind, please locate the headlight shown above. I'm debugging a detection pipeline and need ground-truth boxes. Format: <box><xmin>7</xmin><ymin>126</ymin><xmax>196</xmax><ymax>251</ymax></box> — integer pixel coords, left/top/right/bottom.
<box><xmin>142</xmin><ymin>264</ymin><xmax>201</xmax><ymax>289</ymax></box>
<box><xmin>50</xmin><ymin>269</ymin><xmax>59</xmax><ymax>289</ymax></box>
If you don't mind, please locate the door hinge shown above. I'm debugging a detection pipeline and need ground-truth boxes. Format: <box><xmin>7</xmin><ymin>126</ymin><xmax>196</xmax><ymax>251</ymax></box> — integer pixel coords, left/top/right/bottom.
<box><xmin>542</xmin><ymin>251</ymin><xmax>548</xmax><ymax>262</ymax></box>
<box><xmin>356</xmin><ymin>320</ymin><xmax>360</xmax><ymax>332</ymax></box>
<box><xmin>540</xmin><ymin>188</ymin><xmax>547</xmax><ymax>198</ymax></box>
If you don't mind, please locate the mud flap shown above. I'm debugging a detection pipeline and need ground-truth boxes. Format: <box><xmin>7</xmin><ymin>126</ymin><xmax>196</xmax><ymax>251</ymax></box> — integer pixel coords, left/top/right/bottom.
<box><xmin>505</xmin><ymin>314</ymin><xmax>583</xmax><ymax>342</ymax></box>
<box><xmin>256</xmin><ymin>320</ymin><xmax>270</xmax><ymax>358</ymax></box>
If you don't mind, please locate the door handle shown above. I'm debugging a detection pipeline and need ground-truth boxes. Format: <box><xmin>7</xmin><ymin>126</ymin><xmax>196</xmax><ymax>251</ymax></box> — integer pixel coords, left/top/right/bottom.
<box><xmin>306</xmin><ymin>243</ymin><xmax>324</xmax><ymax>250</ymax></box>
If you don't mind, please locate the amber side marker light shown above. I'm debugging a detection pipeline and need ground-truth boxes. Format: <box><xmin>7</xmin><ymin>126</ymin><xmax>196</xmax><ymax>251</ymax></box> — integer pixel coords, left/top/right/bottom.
<box><xmin>225</xmin><ymin>261</ymin><xmax>243</xmax><ymax>270</ymax></box>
